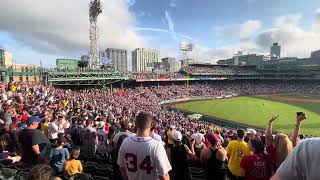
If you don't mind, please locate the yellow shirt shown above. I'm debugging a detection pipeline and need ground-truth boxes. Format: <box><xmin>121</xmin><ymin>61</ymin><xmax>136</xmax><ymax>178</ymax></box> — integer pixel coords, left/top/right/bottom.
<box><xmin>41</xmin><ymin>123</ymin><xmax>49</xmax><ymax>138</ymax></box>
<box><xmin>10</xmin><ymin>85</ymin><xmax>16</xmax><ymax>92</ymax></box>
<box><xmin>63</xmin><ymin>100</ymin><xmax>69</xmax><ymax>107</ymax></box>
<box><xmin>167</xmin><ymin>131</ymin><xmax>173</xmax><ymax>145</ymax></box>
<box><xmin>64</xmin><ymin>159</ymin><xmax>83</xmax><ymax>176</ymax></box>
<box><xmin>226</xmin><ymin>140</ymin><xmax>250</xmax><ymax>176</ymax></box>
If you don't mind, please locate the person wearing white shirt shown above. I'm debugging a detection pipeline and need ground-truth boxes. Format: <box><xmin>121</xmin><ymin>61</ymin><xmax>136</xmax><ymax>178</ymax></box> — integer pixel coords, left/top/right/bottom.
<box><xmin>48</xmin><ymin>118</ymin><xmax>59</xmax><ymax>143</ymax></box>
<box><xmin>191</xmin><ymin>128</ymin><xmax>205</xmax><ymax>157</ymax></box>
<box><xmin>117</xmin><ymin>112</ymin><xmax>171</xmax><ymax>180</ymax></box>
<box><xmin>150</xmin><ymin>125</ymin><xmax>164</xmax><ymax>146</ymax></box>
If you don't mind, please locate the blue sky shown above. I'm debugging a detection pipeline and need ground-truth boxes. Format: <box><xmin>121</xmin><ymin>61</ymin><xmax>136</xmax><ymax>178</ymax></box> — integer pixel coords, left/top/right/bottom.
<box><xmin>0</xmin><ymin>0</ymin><xmax>320</xmax><ymax>68</ymax></box>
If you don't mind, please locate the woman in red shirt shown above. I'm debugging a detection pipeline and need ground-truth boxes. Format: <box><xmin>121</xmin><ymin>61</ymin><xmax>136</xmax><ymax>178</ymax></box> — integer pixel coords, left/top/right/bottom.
<box><xmin>239</xmin><ymin>139</ymin><xmax>274</xmax><ymax>180</ymax></box>
<box><xmin>265</xmin><ymin>114</ymin><xmax>306</xmax><ymax>170</ymax></box>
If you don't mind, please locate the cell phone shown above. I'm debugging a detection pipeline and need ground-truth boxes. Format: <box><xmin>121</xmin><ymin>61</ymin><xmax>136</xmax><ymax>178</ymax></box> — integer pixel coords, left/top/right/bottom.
<box><xmin>297</xmin><ymin>112</ymin><xmax>304</xmax><ymax>116</ymax></box>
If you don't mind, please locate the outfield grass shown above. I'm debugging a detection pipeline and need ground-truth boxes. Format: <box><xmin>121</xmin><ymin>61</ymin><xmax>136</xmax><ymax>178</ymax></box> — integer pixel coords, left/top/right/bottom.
<box><xmin>175</xmin><ymin>95</ymin><xmax>320</xmax><ymax>135</ymax></box>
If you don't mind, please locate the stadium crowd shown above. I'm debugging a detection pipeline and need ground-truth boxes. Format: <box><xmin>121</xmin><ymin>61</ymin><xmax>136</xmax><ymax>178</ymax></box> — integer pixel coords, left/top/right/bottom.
<box><xmin>182</xmin><ymin>65</ymin><xmax>258</xmax><ymax>75</ymax></box>
<box><xmin>0</xmin><ymin>80</ymin><xmax>318</xmax><ymax>180</ymax></box>
<box><xmin>129</xmin><ymin>72</ymin><xmax>184</xmax><ymax>80</ymax></box>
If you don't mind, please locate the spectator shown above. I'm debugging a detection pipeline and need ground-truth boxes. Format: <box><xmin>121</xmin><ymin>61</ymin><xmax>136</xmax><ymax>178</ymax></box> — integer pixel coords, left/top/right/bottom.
<box><xmin>49</xmin><ymin>135</ymin><xmax>70</xmax><ymax>173</ymax></box>
<box><xmin>28</xmin><ymin>164</ymin><xmax>61</xmax><ymax>180</ymax></box>
<box><xmin>48</xmin><ymin>118</ymin><xmax>59</xmax><ymax>144</ymax></box>
<box><xmin>191</xmin><ymin>128</ymin><xmax>206</xmax><ymax>157</ymax></box>
<box><xmin>166</xmin><ymin>125</ymin><xmax>175</xmax><ymax>148</ymax></box>
<box><xmin>290</xmin><ymin>112</ymin><xmax>307</xmax><ymax>146</ymax></box>
<box><xmin>18</xmin><ymin>116</ymin><xmax>50</xmax><ymax>165</ymax></box>
<box><xmin>245</xmin><ymin>128</ymin><xmax>257</xmax><ymax>142</ymax></box>
<box><xmin>167</xmin><ymin>130</ymin><xmax>195</xmax><ymax>180</ymax></box>
<box><xmin>271</xmin><ymin>138</ymin><xmax>320</xmax><ymax>180</ymax></box>
<box><xmin>227</xmin><ymin>129</ymin><xmax>251</xmax><ymax>180</ymax></box>
<box><xmin>117</xmin><ymin>112</ymin><xmax>172</xmax><ymax>180</ymax></box>
<box><xmin>200</xmin><ymin>133</ymin><xmax>227</xmax><ymax>180</ymax></box>
<box><xmin>112</xmin><ymin>134</ymin><xmax>129</xmax><ymax>180</ymax></box>
<box><xmin>96</xmin><ymin>121</ymin><xmax>108</xmax><ymax>154</ymax></box>
<box><xmin>80</xmin><ymin>119</ymin><xmax>98</xmax><ymax>157</ymax></box>
<box><xmin>64</xmin><ymin>147</ymin><xmax>83</xmax><ymax>178</ymax></box>
<box><xmin>1</xmin><ymin>106</ymin><xmax>12</xmax><ymax>127</ymax></box>
<box><xmin>150</xmin><ymin>124</ymin><xmax>162</xmax><ymax>142</ymax></box>
<box><xmin>0</xmin><ymin>138</ymin><xmax>11</xmax><ymax>159</ymax></box>
<box><xmin>39</xmin><ymin>118</ymin><xmax>49</xmax><ymax>138</ymax></box>
<box><xmin>240</xmin><ymin>138</ymin><xmax>274</xmax><ymax>180</ymax></box>
<box><xmin>113</xmin><ymin>120</ymin><xmax>134</xmax><ymax>148</ymax></box>
<box><xmin>265</xmin><ymin>115</ymin><xmax>293</xmax><ymax>169</ymax></box>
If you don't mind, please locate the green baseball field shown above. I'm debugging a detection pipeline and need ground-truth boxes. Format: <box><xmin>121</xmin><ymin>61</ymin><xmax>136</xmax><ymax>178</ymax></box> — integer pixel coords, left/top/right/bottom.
<box><xmin>174</xmin><ymin>94</ymin><xmax>320</xmax><ymax>135</ymax></box>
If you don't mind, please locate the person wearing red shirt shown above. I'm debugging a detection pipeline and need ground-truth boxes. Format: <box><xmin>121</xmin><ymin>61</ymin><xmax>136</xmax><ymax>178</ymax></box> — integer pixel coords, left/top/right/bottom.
<box><xmin>239</xmin><ymin>139</ymin><xmax>274</xmax><ymax>180</ymax></box>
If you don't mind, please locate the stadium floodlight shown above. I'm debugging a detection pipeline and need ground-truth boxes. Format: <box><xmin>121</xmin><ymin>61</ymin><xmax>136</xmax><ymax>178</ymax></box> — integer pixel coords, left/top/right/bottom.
<box><xmin>88</xmin><ymin>0</ymin><xmax>103</xmax><ymax>68</ymax></box>
<box><xmin>180</xmin><ymin>41</ymin><xmax>193</xmax><ymax>52</ymax></box>
<box><xmin>180</xmin><ymin>41</ymin><xmax>193</xmax><ymax>66</ymax></box>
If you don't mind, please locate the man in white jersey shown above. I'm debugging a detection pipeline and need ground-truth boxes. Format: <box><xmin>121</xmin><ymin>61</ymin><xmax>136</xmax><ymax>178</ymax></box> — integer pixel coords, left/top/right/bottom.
<box><xmin>117</xmin><ymin>112</ymin><xmax>171</xmax><ymax>180</ymax></box>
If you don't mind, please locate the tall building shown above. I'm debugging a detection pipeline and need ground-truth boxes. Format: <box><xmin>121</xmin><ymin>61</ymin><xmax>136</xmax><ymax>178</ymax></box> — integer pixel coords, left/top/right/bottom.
<box><xmin>80</xmin><ymin>55</ymin><xmax>90</xmax><ymax>62</ymax></box>
<box><xmin>270</xmin><ymin>43</ymin><xmax>281</xmax><ymax>58</ymax></box>
<box><xmin>4</xmin><ymin>52</ymin><xmax>13</xmax><ymax>67</ymax></box>
<box><xmin>105</xmin><ymin>48</ymin><xmax>128</xmax><ymax>72</ymax></box>
<box><xmin>217</xmin><ymin>54</ymin><xmax>264</xmax><ymax>66</ymax></box>
<box><xmin>0</xmin><ymin>49</ymin><xmax>4</xmax><ymax>67</ymax></box>
<box><xmin>99</xmin><ymin>51</ymin><xmax>106</xmax><ymax>59</ymax></box>
<box><xmin>132</xmin><ymin>48</ymin><xmax>160</xmax><ymax>72</ymax></box>
<box><xmin>180</xmin><ymin>58</ymin><xmax>196</xmax><ymax>66</ymax></box>
<box><xmin>162</xmin><ymin>57</ymin><xmax>181</xmax><ymax>72</ymax></box>
<box><xmin>311</xmin><ymin>50</ymin><xmax>320</xmax><ymax>59</ymax></box>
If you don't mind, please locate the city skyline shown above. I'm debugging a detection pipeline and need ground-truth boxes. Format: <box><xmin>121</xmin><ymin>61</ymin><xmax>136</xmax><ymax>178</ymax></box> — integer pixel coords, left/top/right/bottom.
<box><xmin>0</xmin><ymin>0</ymin><xmax>319</xmax><ymax>68</ymax></box>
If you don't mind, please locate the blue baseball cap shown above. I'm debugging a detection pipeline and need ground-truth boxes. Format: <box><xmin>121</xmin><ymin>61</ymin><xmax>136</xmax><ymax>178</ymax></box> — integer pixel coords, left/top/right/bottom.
<box><xmin>28</xmin><ymin>116</ymin><xmax>43</xmax><ymax>123</ymax></box>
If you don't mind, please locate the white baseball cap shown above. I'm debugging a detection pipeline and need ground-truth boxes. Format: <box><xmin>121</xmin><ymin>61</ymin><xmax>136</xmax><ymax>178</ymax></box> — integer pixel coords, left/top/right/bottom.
<box><xmin>172</xmin><ymin>131</ymin><xmax>183</xmax><ymax>141</ymax></box>
<box><xmin>246</xmin><ymin>128</ymin><xmax>257</xmax><ymax>134</ymax></box>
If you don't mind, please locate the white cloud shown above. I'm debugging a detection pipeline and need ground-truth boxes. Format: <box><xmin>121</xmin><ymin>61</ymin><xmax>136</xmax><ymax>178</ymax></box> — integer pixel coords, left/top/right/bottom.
<box><xmin>189</xmin><ymin>41</ymin><xmax>262</xmax><ymax>63</ymax></box>
<box><xmin>239</xmin><ymin>20</ymin><xmax>262</xmax><ymax>39</ymax></box>
<box><xmin>256</xmin><ymin>13</ymin><xmax>320</xmax><ymax>57</ymax></box>
<box><xmin>170</xmin><ymin>0</ymin><xmax>177</xmax><ymax>7</ymax></box>
<box><xmin>311</xmin><ymin>9</ymin><xmax>320</xmax><ymax>33</ymax></box>
<box><xmin>0</xmin><ymin>0</ymin><xmax>146</xmax><ymax>57</ymax></box>
<box><xmin>208</xmin><ymin>10</ymin><xmax>320</xmax><ymax>63</ymax></box>
<box><xmin>215</xmin><ymin>20</ymin><xmax>262</xmax><ymax>39</ymax></box>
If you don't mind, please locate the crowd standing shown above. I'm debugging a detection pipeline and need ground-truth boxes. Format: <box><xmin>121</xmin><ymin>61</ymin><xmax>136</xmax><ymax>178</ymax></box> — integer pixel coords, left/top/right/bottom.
<box><xmin>182</xmin><ymin>65</ymin><xmax>258</xmax><ymax>75</ymax></box>
<box><xmin>0</xmin><ymin>80</ymin><xmax>318</xmax><ymax>180</ymax></box>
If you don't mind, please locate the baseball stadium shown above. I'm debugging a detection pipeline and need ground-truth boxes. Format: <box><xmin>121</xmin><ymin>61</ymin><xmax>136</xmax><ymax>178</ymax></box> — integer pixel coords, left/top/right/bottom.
<box><xmin>43</xmin><ymin>58</ymin><xmax>320</xmax><ymax>138</ymax></box>
<box><xmin>1</xmin><ymin>48</ymin><xmax>320</xmax><ymax>179</ymax></box>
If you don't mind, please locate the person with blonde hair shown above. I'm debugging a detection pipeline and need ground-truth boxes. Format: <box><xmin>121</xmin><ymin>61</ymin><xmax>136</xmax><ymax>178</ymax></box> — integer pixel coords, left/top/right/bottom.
<box><xmin>265</xmin><ymin>113</ymin><xmax>306</xmax><ymax>170</ymax></box>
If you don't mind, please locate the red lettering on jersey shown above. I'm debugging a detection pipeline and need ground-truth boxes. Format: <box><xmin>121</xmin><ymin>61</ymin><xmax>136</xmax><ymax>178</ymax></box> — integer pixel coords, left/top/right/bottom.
<box><xmin>124</xmin><ymin>153</ymin><xmax>154</xmax><ymax>174</ymax></box>
<box><xmin>140</xmin><ymin>156</ymin><xmax>154</xmax><ymax>174</ymax></box>
<box><xmin>125</xmin><ymin>153</ymin><xmax>137</xmax><ymax>172</ymax></box>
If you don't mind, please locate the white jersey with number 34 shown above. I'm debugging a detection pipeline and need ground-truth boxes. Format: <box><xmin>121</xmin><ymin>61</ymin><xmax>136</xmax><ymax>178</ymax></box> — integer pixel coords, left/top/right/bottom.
<box><xmin>117</xmin><ymin>135</ymin><xmax>172</xmax><ymax>180</ymax></box>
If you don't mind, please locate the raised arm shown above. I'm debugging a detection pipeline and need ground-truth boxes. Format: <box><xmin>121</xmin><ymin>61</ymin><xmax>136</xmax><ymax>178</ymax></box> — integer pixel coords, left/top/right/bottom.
<box><xmin>291</xmin><ymin>113</ymin><xmax>306</xmax><ymax>146</ymax></box>
<box><xmin>265</xmin><ymin>115</ymin><xmax>279</xmax><ymax>147</ymax></box>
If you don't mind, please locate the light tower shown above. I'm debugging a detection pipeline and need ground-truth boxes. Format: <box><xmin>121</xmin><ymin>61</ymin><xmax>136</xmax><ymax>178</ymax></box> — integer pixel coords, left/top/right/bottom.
<box><xmin>180</xmin><ymin>41</ymin><xmax>193</xmax><ymax>62</ymax></box>
<box><xmin>89</xmin><ymin>0</ymin><xmax>103</xmax><ymax>68</ymax></box>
